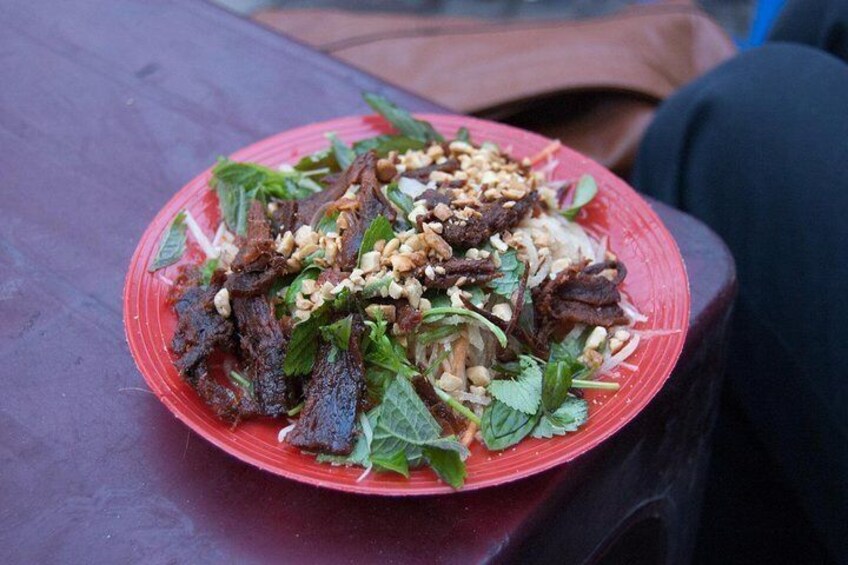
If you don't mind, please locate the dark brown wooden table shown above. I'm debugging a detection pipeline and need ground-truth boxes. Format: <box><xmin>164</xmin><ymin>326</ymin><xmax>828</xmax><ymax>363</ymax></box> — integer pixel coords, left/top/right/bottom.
<box><xmin>0</xmin><ymin>1</ymin><xmax>736</xmax><ymax>562</ymax></box>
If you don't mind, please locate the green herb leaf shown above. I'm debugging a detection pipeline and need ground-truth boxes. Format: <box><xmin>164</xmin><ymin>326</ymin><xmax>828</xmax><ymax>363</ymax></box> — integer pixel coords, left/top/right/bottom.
<box><xmin>351</xmin><ymin>134</ymin><xmax>425</xmax><ymax>156</ymax></box>
<box><xmin>365</xmin><ymin>367</ymin><xmax>394</xmax><ymax>404</ymax></box>
<box><xmin>424</xmin><ymin>291</ymin><xmax>452</xmax><ymax>309</ymax></box>
<box><xmin>358</xmin><ymin>215</ymin><xmax>394</xmax><ymax>265</ymax></box>
<box><xmin>211</xmin><ymin>158</ymin><xmax>322</xmax><ymax>234</ymax></box>
<box><xmin>327</xmin><ymin>132</ymin><xmax>355</xmax><ymax>170</ymax></box>
<box><xmin>550</xmin><ymin>333</ymin><xmax>586</xmax><ymax>361</ymax></box>
<box><xmin>199</xmin><ymin>258</ymin><xmax>219</xmax><ymax>286</ymax></box>
<box><xmin>217</xmin><ymin>182</ymin><xmax>252</xmax><ymax>236</ymax></box>
<box><xmin>541</xmin><ymin>357</ymin><xmax>586</xmax><ymax>412</ymax></box>
<box><xmin>422</xmin><ymin>307</ymin><xmax>508</xmax><ymax>348</ymax></box>
<box><xmin>367</xmin><ymin>379</ymin><xmax>469</xmax><ymax>486</ymax></box>
<box><xmin>371</xmin><ymin>450</ymin><xmax>410</xmax><ymax>477</ymax></box>
<box><xmin>320</xmin><ymin>314</ymin><xmax>353</xmax><ymax>351</ymax></box>
<box><xmin>363</xmin><ymin>316</ymin><xmax>418</xmax><ymax>378</ymax></box>
<box><xmin>561</xmin><ymin>174</ymin><xmax>598</xmax><ymax>221</ymax></box>
<box><xmin>386</xmin><ymin>181</ymin><xmax>414</xmax><ymax>217</ymax></box>
<box><xmin>283</xmin><ymin>307</ymin><xmax>328</xmax><ymax>376</ymax></box>
<box><xmin>423</xmin><ymin>446</ymin><xmax>466</xmax><ymax>488</ymax></box>
<box><xmin>294</xmin><ymin>148</ymin><xmax>338</xmax><ymax>173</ymax></box>
<box><xmin>149</xmin><ymin>211</ymin><xmax>187</xmax><ymax>272</ymax></box>
<box><xmin>362</xmin><ymin>275</ymin><xmax>393</xmax><ymax>298</ymax></box>
<box><xmin>456</xmin><ymin>127</ymin><xmax>471</xmax><ymax>143</ymax></box>
<box><xmin>376</xmin><ymin>373</ymin><xmax>442</xmax><ymax>443</ymax></box>
<box><xmin>531</xmin><ymin>397</ymin><xmax>589</xmax><ymax>439</ymax></box>
<box><xmin>480</xmin><ymin>399</ymin><xmax>541</xmax><ymax>451</ymax></box>
<box><xmin>489</xmin><ymin>249</ymin><xmax>525</xmax><ymax>300</ymax></box>
<box><xmin>466</xmin><ymin>285</ymin><xmax>486</xmax><ymax>307</ymax></box>
<box><xmin>363</xmin><ymin>93</ymin><xmax>444</xmax><ymax>143</ymax></box>
<box><xmin>315</xmin><ymin>210</ymin><xmax>339</xmax><ymax>234</ymax></box>
<box><xmin>284</xmin><ymin>266</ymin><xmax>320</xmax><ymax>311</ymax></box>
<box><xmin>488</xmin><ymin>355</ymin><xmax>543</xmax><ymax>415</ymax></box>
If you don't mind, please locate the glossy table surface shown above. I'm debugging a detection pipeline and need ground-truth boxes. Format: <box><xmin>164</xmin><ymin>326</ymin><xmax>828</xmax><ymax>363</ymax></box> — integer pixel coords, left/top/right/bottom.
<box><xmin>0</xmin><ymin>1</ymin><xmax>736</xmax><ymax>562</ymax></box>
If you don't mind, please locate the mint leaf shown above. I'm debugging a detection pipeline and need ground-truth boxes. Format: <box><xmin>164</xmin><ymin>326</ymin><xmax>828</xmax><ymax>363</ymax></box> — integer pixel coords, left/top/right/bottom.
<box><xmin>367</xmin><ymin>378</ymin><xmax>469</xmax><ymax>486</ymax></box>
<box><xmin>294</xmin><ymin>148</ymin><xmax>337</xmax><ymax>173</ymax></box>
<box><xmin>211</xmin><ymin>158</ymin><xmax>322</xmax><ymax>234</ymax></box>
<box><xmin>490</xmin><ymin>249</ymin><xmax>525</xmax><ymax>300</ymax></box>
<box><xmin>550</xmin><ymin>332</ymin><xmax>586</xmax><ymax>360</ymax></box>
<box><xmin>363</xmin><ymin>93</ymin><xmax>444</xmax><ymax>143</ymax></box>
<box><xmin>378</xmin><ymin>377</ymin><xmax>442</xmax><ymax>443</ymax></box>
<box><xmin>456</xmin><ymin>127</ymin><xmax>471</xmax><ymax>144</ymax></box>
<box><xmin>561</xmin><ymin>174</ymin><xmax>598</xmax><ymax>221</ymax></box>
<box><xmin>149</xmin><ymin>211</ymin><xmax>187</xmax><ymax>272</ymax></box>
<box><xmin>488</xmin><ymin>355</ymin><xmax>542</xmax><ymax>414</ymax></box>
<box><xmin>370</xmin><ymin>428</ymin><xmax>422</xmax><ymax>467</ymax></box>
<box><xmin>358</xmin><ymin>215</ymin><xmax>394</xmax><ymax>265</ymax></box>
<box><xmin>480</xmin><ymin>399</ymin><xmax>541</xmax><ymax>451</ymax></box>
<box><xmin>353</xmin><ymin>134</ymin><xmax>427</xmax><ymax>156</ymax></box>
<box><xmin>327</xmin><ymin>132</ymin><xmax>355</xmax><ymax>170</ymax></box>
<box><xmin>542</xmin><ymin>357</ymin><xmax>587</xmax><ymax>412</ymax></box>
<box><xmin>423</xmin><ymin>446</ymin><xmax>466</xmax><ymax>488</ymax></box>
<box><xmin>365</xmin><ymin>366</ymin><xmax>394</xmax><ymax>403</ymax></box>
<box><xmin>371</xmin><ymin>450</ymin><xmax>410</xmax><ymax>477</ymax></box>
<box><xmin>320</xmin><ymin>315</ymin><xmax>353</xmax><ymax>351</ymax></box>
<box><xmin>531</xmin><ymin>397</ymin><xmax>589</xmax><ymax>439</ymax></box>
<box><xmin>283</xmin><ymin>307</ymin><xmax>328</xmax><ymax>376</ymax></box>
<box><xmin>216</xmin><ymin>182</ymin><xmax>252</xmax><ymax>236</ymax></box>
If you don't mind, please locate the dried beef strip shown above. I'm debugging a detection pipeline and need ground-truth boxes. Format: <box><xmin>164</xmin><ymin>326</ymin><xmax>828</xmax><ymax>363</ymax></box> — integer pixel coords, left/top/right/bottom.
<box><xmin>170</xmin><ymin>272</ymin><xmax>257</xmax><ymax>421</ymax></box>
<box><xmin>287</xmin><ymin>317</ymin><xmax>366</xmax><ymax>455</ymax></box>
<box><xmin>297</xmin><ymin>152</ymin><xmax>372</xmax><ymax>224</ymax></box>
<box><xmin>270</xmin><ymin>199</ymin><xmax>299</xmax><ymax>235</ymax></box>
<box><xmin>337</xmin><ymin>152</ymin><xmax>395</xmax><ymax>271</ymax></box>
<box><xmin>437</xmin><ymin>191</ymin><xmax>539</xmax><ymax>249</ymax></box>
<box><xmin>226</xmin><ymin>202</ymin><xmax>287</xmax><ymax>297</ymax></box>
<box><xmin>232</xmin><ymin>296</ymin><xmax>300</xmax><ymax>416</ymax></box>
<box><xmin>414</xmin><ymin>257</ymin><xmax>500</xmax><ymax>289</ymax></box>
<box><xmin>394</xmin><ymin>300</ymin><xmax>423</xmax><ymax>333</ymax></box>
<box><xmin>534</xmin><ymin>260</ymin><xmax>629</xmax><ymax>328</ymax></box>
<box><xmin>171</xmin><ymin>272</ymin><xmax>235</xmax><ymax>379</ymax></box>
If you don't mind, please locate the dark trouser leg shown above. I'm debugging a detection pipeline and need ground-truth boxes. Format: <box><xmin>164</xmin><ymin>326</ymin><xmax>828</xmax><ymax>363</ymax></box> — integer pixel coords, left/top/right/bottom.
<box><xmin>632</xmin><ymin>44</ymin><xmax>848</xmax><ymax>561</ymax></box>
<box><xmin>769</xmin><ymin>0</ymin><xmax>848</xmax><ymax>61</ymax></box>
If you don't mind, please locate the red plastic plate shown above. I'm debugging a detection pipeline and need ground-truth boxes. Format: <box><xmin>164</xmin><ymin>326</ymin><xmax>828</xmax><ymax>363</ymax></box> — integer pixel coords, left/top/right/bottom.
<box><xmin>124</xmin><ymin>114</ymin><xmax>689</xmax><ymax>495</ymax></box>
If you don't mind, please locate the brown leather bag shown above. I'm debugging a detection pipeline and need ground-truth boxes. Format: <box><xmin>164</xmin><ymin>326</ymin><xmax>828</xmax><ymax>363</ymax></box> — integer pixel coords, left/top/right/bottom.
<box><xmin>255</xmin><ymin>0</ymin><xmax>735</xmax><ymax>175</ymax></box>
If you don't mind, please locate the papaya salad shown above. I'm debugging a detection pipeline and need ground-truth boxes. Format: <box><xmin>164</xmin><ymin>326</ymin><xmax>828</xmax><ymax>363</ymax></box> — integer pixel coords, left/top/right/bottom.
<box><xmin>150</xmin><ymin>94</ymin><xmax>645</xmax><ymax>489</ymax></box>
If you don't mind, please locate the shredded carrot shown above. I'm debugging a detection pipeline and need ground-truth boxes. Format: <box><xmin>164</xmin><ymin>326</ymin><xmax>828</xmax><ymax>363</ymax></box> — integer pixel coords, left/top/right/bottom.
<box><xmin>451</xmin><ymin>334</ymin><xmax>468</xmax><ymax>384</ymax></box>
<box><xmin>461</xmin><ymin>422</ymin><xmax>478</xmax><ymax>447</ymax></box>
<box><xmin>529</xmin><ymin>139</ymin><xmax>562</xmax><ymax>166</ymax></box>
